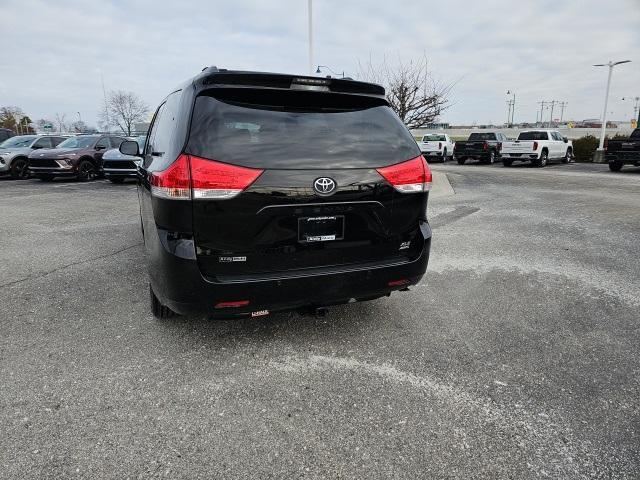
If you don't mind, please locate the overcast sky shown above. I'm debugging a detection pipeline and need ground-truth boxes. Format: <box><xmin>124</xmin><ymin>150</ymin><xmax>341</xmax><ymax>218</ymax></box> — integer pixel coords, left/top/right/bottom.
<box><xmin>1</xmin><ymin>0</ymin><xmax>639</xmax><ymax>128</ymax></box>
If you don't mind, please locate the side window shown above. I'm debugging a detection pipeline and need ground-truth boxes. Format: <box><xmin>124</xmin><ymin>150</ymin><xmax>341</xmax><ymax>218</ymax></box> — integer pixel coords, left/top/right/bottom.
<box><xmin>148</xmin><ymin>91</ymin><xmax>180</xmax><ymax>163</ymax></box>
<box><xmin>146</xmin><ymin>102</ymin><xmax>166</xmax><ymax>164</ymax></box>
<box><xmin>110</xmin><ymin>137</ymin><xmax>124</xmax><ymax>148</ymax></box>
<box><xmin>96</xmin><ymin>137</ymin><xmax>110</xmax><ymax>149</ymax></box>
<box><xmin>33</xmin><ymin>137</ymin><xmax>52</xmax><ymax>148</ymax></box>
<box><xmin>52</xmin><ymin>137</ymin><xmax>65</xmax><ymax>147</ymax></box>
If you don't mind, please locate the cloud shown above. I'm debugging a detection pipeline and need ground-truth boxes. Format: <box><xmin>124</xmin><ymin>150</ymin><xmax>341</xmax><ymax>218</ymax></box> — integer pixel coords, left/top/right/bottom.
<box><xmin>0</xmin><ymin>0</ymin><xmax>638</xmax><ymax>127</ymax></box>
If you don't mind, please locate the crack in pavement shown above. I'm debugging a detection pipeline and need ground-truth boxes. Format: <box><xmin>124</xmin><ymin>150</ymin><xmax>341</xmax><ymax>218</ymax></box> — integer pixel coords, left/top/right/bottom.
<box><xmin>430</xmin><ymin>205</ymin><xmax>480</xmax><ymax>228</ymax></box>
<box><xmin>1</xmin><ymin>243</ymin><xmax>142</xmax><ymax>289</ymax></box>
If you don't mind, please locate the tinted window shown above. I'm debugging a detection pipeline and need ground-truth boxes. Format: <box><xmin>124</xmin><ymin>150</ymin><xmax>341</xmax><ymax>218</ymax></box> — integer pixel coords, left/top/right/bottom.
<box><xmin>468</xmin><ymin>133</ymin><xmax>497</xmax><ymax>141</ymax></box>
<box><xmin>109</xmin><ymin>137</ymin><xmax>125</xmax><ymax>148</ymax></box>
<box><xmin>0</xmin><ymin>135</ymin><xmax>37</xmax><ymax>148</ymax></box>
<box><xmin>149</xmin><ymin>92</ymin><xmax>180</xmax><ymax>162</ymax></box>
<box><xmin>187</xmin><ymin>91</ymin><xmax>418</xmax><ymax>169</ymax></box>
<box><xmin>422</xmin><ymin>134</ymin><xmax>446</xmax><ymax>141</ymax></box>
<box><xmin>96</xmin><ymin>137</ymin><xmax>110</xmax><ymax>149</ymax></box>
<box><xmin>630</xmin><ymin>129</ymin><xmax>640</xmax><ymax>139</ymax></box>
<box><xmin>518</xmin><ymin>131</ymin><xmax>548</xmax><ymax>140</ymax></box>
<box><xmin>52</xmin><ymin>137</ymin><xmax>66</xmax><ymax>147</ymax></box>
<box><xmin>57</xmin><ymin>136</ymin><xmax>97</xmax><ymax>148</ymax></box>
<box><xmin>33</xmin><ymin>137</ymin><xmax>52</xmax><ymax>148</ymax></box>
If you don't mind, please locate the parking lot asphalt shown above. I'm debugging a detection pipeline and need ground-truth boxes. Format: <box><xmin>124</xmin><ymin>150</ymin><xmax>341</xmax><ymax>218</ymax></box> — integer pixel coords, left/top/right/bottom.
<box><xmin>1</xmin><ymin>163</ymin><xmax>639</xmax><ymax>479</ymax></box>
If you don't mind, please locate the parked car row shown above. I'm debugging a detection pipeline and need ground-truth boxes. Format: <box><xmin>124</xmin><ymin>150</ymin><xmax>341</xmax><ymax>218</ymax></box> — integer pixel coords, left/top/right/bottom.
<box><xmin>417</xmin><ymin>130</ymin><xmax>574</xmax><ymax>168</ymax></box>
<box><xmin>0</xmin><ymin>133</ymin><xmax>145</xmax><ymax>181</ymax></box>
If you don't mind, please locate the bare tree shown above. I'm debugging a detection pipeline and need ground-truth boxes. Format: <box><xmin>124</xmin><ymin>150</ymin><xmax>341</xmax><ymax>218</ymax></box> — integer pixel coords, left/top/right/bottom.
<box><xmin>70</xmin><ymin>120</ymin><xmax>88</xmax><ymax>133</ymax></box>
<box><xmin>55</xmin><ymin>113</ymin><xmax>67</xmax><ymax>133</ymax></box>
<box><xmin>100</xmin><ymin>90</ymin><xmax>149</xmax><ymax>136</ymax></box>
<box><xmin>358</xmin><ymin>55</ymin><xmax>452</xmax><ymax>129</ymax></box>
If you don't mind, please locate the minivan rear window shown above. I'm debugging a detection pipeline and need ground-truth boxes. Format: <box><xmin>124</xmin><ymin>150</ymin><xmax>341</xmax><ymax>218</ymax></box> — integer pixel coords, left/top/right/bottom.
<box><xmin>186</xmin><ymin>90</ymin><xmax>419</xmax><ymax>169</ymax></box>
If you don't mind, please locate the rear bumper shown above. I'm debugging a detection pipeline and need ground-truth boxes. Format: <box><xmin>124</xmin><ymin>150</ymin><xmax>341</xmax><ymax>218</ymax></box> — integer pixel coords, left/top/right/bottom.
<box><xmin>149</xmin><ymin>222</ymin><xmax>432</xmax><ymax>318</ymax></box>
<box><xmin>501</xmin><ymin>153</ymin><xmax>538</xmax><ymax>160</ymax></box>
<box><xmin>605</xmin><ymin>153</ymin><xmax>640</xmax><ymax>165</ymax></box>
<box><xmin>104</xmin><ymin>167</ymin><xmax>137</xmax><ymax>177</ymax></box>
<box><xmin>29</xmin><ymin>166</ymin><xmax>77</xmax><ymax>176</ymax></box>
<box><xmin>454</xmin><ymin>151</ymin><xmax>494</xmax><ymax>160</ymax></box>
<box><xmin>421</xmin><ymin>150</ymin><xmax>444</xmax><ymax>156</ymax></box>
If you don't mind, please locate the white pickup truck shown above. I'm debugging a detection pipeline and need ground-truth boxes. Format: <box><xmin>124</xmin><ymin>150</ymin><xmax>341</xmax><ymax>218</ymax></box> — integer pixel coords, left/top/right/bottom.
<box><xmin>501</xmin><ymin>130</ymin><xmax>573</xmax><ymax>167</ymax></box>
<box><xmin>417</xmin><ymin>133</ymin><xmax>455</xmax><ymax>162</ymax></box>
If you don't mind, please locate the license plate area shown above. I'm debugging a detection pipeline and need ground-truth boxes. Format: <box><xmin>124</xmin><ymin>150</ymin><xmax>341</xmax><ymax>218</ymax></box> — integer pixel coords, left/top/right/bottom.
<box><xmin>298</xmin><ymin>215</ymin><xmax>345</xmax><ymax>243</ymax></box>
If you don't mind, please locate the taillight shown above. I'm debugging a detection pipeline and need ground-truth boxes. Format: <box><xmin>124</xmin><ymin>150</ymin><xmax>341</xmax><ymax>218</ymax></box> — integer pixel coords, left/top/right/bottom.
<box><xmin>604</xmin><ymin>138</ymin><xmax>608</xmax><ymax>151</ymax></box>
<box><xmin>376</xmin><ymin>155</ymin><xmax>432</xmax><ymax>193</ymax></box>
<box><xmin>150</xmin><ymin>154</ymin><xmax>263</xmax><ymax>200</ymax></box>
<box><xmin>533</xmin><ymin>141</ymin><xmax>538</xmax><ymax>151</ymax></box>
<box><xmin>497</xmin><ymin>142</ymin><xmax>502</xmax><ymax>151</ymax></box>
<box><xmin>483</xmin><ymin>142</ymin><xmax>488</xmax><ymax>151</ymax></box>
<box><xmin>190</xmin><ymin>155</ymin><xmax>263</xmax><ymax>200</ymax></box>
<box><xmin>438</xmin><ymin>142</ymin><xmax>442</xmax><ymax>150</ymax></box>
<box><xmin>150</xmin><ymin>154</ymin><xmax>191</xmax><ymax>200</ymax></box>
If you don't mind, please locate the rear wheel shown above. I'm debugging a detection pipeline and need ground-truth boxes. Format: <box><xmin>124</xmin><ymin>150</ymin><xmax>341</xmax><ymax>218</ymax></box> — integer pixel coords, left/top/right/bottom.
<box><xmin>108</xmin><ymin>177</ymin><xmax>125</xmax><ymax>184</ymax></box>
<box><xmin>10</xmin><ymin>157</ymin><xmax>29</xmax><ymax>179</ymax></box>
<box><xmin>562</xmin><ymin>148</ymin><xmax>573</xmax><ymax>164</ymax></box>
<box><xmin>457</xmin><ymin>157</ymin><xmax>466</xmax><ymax>165</ymax></box>
<box><xmin>533</xmin><ymin>151</ymin><xmax>548</xmax><ymax>167</ymax></box>
<box><xmin>609</xmin><ymin>161</ymin><xmax>624</xmax><ymax>172</ymax></box>
<box><xmin>150</xmin><ymin>284</ymin><xmax>175</xmax><ymax>319</ymax></box>
<box><xmin>486</xmin><ymin>150</ymin><xmax>496</xmax><ymax>164</ymax></box>
<box><xmin>77</xmin><ymin>160</ymin><xmax>96</xmax><ymax>181</ymax></box>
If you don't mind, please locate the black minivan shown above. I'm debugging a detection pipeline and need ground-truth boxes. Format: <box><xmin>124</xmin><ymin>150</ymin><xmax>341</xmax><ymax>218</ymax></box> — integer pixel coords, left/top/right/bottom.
<box><xmin>121</xmin><ymin>68</ymin><xmax>432</xmax><ymax>319</ymax></box>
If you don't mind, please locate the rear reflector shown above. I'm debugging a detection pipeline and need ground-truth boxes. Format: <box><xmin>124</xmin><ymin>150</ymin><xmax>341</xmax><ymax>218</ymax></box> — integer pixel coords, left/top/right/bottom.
<box><xmin>388</xmin><ymin>279</ymin><xmax>410</xmax><ymax>287</ymax></box>
<box><xmin>215</xmin><ymin>300</ymin><xmax>250</xmax><ymax>309</ymax></box>
<box><xmin>150</xmin><ymin>154</ymin><xmax>263</xmax><ymax>200</ymax></box>
<box><xmin>533</xmin><ymin>141</ymin><xmax>538</xmax><ymax>151</ymax></box>
<box><xmin>376</xmin><ymin>155</ymin><xmax>432</xmax><ymax>193</ymax></box>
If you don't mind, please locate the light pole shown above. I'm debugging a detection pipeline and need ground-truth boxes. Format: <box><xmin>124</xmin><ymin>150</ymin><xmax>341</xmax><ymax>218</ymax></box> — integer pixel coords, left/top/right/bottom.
<box><xmin>307</xmin><ymin>0</ymin><xmax>313</xmax><ymax>76</ymax></box>
<box><xmin>506</xmin><ymin>90</ymin><xmax>515</xmax><ymax>126</ymax></box>
<box><xmin>316</xmin><ymin>65</ymin><xmax>345</xmax><ymax>78</ymax></box>
<box><xmin>622</xmin><ymin>96</ymin><xmax>640</xmax><ymax>123</ymax></box>
<box><xmin>594</xmin><ymin>60</ymin><xmax>631</xmax><ymax>150</ymax></box>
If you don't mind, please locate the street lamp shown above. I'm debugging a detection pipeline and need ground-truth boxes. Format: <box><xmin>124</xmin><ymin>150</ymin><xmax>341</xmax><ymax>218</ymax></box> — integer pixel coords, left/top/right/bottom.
<box><xmin>316</xmin><ymin>65</ymin><xmax>345</xmax><ymax>78</ymax></box>
<box><xmin>594</xmin><ymin>60</ymin><xmax>631</xmax><ymax>150</ymax></box>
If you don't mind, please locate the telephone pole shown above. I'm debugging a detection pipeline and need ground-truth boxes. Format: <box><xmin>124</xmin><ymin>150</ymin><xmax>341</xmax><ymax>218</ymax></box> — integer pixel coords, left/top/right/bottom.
<box><xmin>538</xmin><ymin>101</ymin><xmax>547</xmax><ymax>126</ymax></box>
<box><xmin>547</xmin><ymin>100</ymin><xmax>558</xmax><ymax>127</ymax></box>
<box><xmin>559</xmin><ymin>101</ymin><xmax>568</xmax><ymax>123</ymax></box>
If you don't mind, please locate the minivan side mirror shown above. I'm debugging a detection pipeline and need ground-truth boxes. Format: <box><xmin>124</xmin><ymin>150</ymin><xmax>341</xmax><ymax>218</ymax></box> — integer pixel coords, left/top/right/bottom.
<box><xmin>120</xmin><ymin>140</ymin><xmax>140</xmax><ymax>156</ymax></box>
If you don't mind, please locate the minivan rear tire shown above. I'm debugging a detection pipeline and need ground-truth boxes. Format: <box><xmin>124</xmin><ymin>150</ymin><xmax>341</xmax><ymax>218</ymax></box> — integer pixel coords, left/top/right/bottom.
<box><xmin>150</xmin><ymin>284</ymin><xmax>175</xmax><ymax>319</ymax></box>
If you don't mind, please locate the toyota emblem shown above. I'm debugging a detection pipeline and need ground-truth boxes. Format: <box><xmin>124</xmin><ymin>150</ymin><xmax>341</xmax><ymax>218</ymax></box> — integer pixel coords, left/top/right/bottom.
<box><xmin>313</xmin><ymin>177</ymin><xmax>336</xmax><ymax>196</ymax></box>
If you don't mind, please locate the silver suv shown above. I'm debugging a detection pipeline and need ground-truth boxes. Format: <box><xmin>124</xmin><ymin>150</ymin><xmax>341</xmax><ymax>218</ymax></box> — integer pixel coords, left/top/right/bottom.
<box><xmin>0</xmin><ymin>135</ymin><xmax>67</xmax><ymax>179</ymax></box>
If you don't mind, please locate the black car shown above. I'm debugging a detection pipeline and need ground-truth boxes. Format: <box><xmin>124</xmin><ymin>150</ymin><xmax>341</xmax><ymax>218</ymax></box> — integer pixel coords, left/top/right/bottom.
<box><xmin>121</xmin><ymin>68</ymin><xmax>433</xmax><ymax>319</ymax></box>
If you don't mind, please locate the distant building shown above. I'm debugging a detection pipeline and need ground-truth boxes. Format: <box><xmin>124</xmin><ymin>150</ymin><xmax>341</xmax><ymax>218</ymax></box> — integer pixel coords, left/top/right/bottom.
<box><xmin>422</xmin><ymin>122</ymin><xmax>450</xmax><ymax>130</ymax></box>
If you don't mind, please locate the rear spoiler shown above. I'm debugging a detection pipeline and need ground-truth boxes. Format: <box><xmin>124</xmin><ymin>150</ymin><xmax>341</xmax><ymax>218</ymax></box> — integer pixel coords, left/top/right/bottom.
<box><xmin>200</xmin><ymin>71</ymin><xmax>386</xmax><ymax>98</ymax></box>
